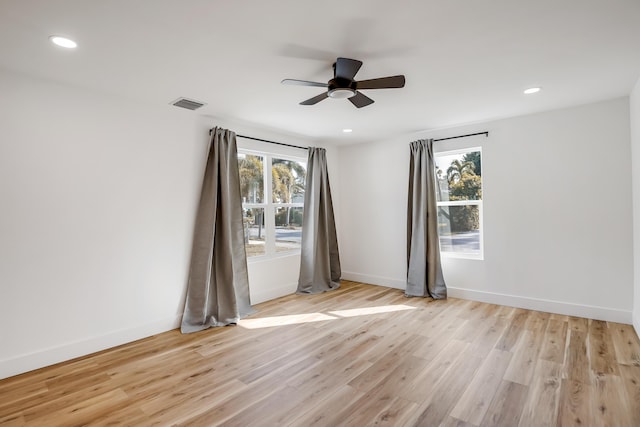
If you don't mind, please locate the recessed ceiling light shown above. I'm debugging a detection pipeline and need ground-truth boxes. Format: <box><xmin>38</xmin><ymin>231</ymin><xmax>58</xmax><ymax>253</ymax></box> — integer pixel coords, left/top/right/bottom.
<box><xmin>49</xmin><ymin>36</ymin><xmax>77</xmax><ymax>49</ymax></box>
<box><xmin>524</xmin><ymin>87</ymin><xmax>541</xmax><ymax>94</ymax></box>
<box><xmin>342</xmin><ymin>129</ymin><xmax>353</xmax><ymax>133</ymax></box>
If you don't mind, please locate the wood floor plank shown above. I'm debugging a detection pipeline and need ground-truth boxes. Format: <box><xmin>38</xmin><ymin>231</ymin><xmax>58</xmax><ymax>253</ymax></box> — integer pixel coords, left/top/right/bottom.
<box><xmin>453</xmin><ymin>317</ymin><xmax>485</xmax><ymax>344</ymax></box>
<box><xmin>283</xmin><ymin>385</ymin><xmax>363</xmax><ymax>427</ymax></box>
<box><xmin>0</xmin><ymin>381</ymin><xmax>48</xmax><ymax>415</ymax></box>
<box><xmin>288</xmin><ymin>350</ymin><xmax>370</xmax><ymax>392</ymax></box>
<box><xmin>457</xmin><ymin>300</ymin><xmax>486</xmax><ymax>320</ymax></box>
<box><xmin>518</xmin><ymin>359</ymin><xmax>563</xmax><ymax>427</ymax></box>
<box><xmin>468</xmin><ymin>315</ymin><xmax>509</xmax><ymax>359</ymax></box>
<box><xmin>83</xmin><ymin>405</ymin><xmax>150</xmax><ymax>426</ymax></box>
<box><xmin>556</xmin><ymin>378</ymin><xmax>593</xmax><ymax>427</ymax></box>
<box><xmin>139</xmin><ymin>377</ymin><xmax>247</xmax><ymax>420</ymax></box>
<box><xmin>337</xmin><ymin>397</ymin><xmax>418</xmax><ymax>427</ymax></box>
<box><xmin>366</xmin><ymin>397</ymin><xmax>418</xmax><ymax>427</ymax></box>
<box><xmin>480</xmin><ymin>380</ymin><xmax>529</xmax><ymax>427</ymax></box>
<box><xmin>178</xmin><ymin>370</ymin><xmax>295</xmax><ymax>426</ymax></box>
<box><xmin>495</xmin><ymin>308</ymin><xmax>529</xmax><ymax>352</ymax></box>
<box><xmin>409</xmin><ymin>347</ymin><xmax>484</xmax><ymax>426</ymax></box>
<box><xmin>566</xmin><ymin>330</ymin><xmax>591</xmax><ymax>384</ymax></box>
<box><xmin>238</xmin><ymin>332</ymin><xmax>340</xmax><ymax>384</ymax></box>
<box><xmin>1</xmin><ymin>281</ymin><xmax>639</xmax><ymax>426</ymax></box>
<box><xmin>20</xmin><ymin>380</ymin><xmax>120</xmax><ymax>422</ymax></box>
<box><xmin>539</xmin><ymin>318</ymin><xmax>568</xmax><ymax>364</ymax></box>
<box><xmin>290</xmin><ymin>355</ymin><xmax>372</xmax><ymax>405</ymax></box>
<box><xmin>0</xmin><ymin>359</ymin><xmax>100</xmax><ymax>397</ymax></box>
<box><xmin>591</xmin><ymin>373</ymin><xmax>635</xmax><ymax>427</ymax></box>
<box><xmin>619</xmin><ymin>364</ymin><xmax>640</xmax><ymax>424</ymax></box>
<box><xmin>440</xmin><ymin>416</ymin><xmax>477</xmax><ymax>427</ymax></box>
<box><xmin>26</xmin><ymin>388</ymin><xmax>129</xmax><ymax>426</ymax></box>
<box><xmin>416</xmin><ymin>300</ymin><xmax>472</xmax><ymax>339</ymax></box>
<box><xmin>0</xmin><ymin>412</ymin><xmax>25</xmax><ymax>427</ymax></box>
<box><xmin>503</xmin><ymin>329</ymin><xmax>545</xmax><ymax>386</ymax></box>
<box><xmin>524</xmin><ymin>309</ymin><xmax>550</xmax><ymax>333</ymax></box>
<box><xmin>449</xmin><ymin>349</ymin><xmax>512</xmax><ymax>425</ymax></box>
<box><xmin>348</xmin><ymin>333</ymin><xmax>424</xmax><ymax>391</ymax></box>
<box><xmin>397</xmin><ymin>339</ymin><xmax>469</xmax><ymax>404</ymax></box>
<box><xmin>365</xmin><ymin>286</ymin><xmax>398</xmax><ymax>301</ymax></box>
<box><xmin>413</xmin><ymin>316</ymin><xmax>467</xmax><ymax>360</ymax></box>
<box><xmin>568</xmin><ymin>316</ymin><xmax>589</xmax><ymax>333</ymax></box>
<box><xmin>610</xmin><ymin>323</ymin><xmax>640</xmax><ymax>366</ymax></box>
<box><xmin>216</xmin><ymin>385</ymin><xmax>303</xmax><ymax>427</ymax></box>
<box><xmin>589</xmin><ymin>319</ymin><xmax>620</xmax><ymax>375</ymax></box>
<box><xmin>333</xmin><ymin>386</ymin><xmax>405</xmax><ymax>427</ymax></box>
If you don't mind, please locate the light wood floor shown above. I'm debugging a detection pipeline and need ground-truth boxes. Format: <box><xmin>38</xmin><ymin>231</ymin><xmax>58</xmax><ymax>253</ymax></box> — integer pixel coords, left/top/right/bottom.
<box><xmin>1</xmin><ymin>281</ymin><xmax>640</xmax><ymax>426</ymax></box>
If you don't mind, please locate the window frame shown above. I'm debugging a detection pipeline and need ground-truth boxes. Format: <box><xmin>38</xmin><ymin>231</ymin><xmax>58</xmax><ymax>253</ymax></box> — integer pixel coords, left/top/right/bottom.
<box><xmin>434</xmin><ymin>146</ymin><xmax>484</xmax><ymax>260</ymax></box>
<box><xmin>238</xmin><ymin>148</ymin><xmax>306</xmax><ymax>261</ymax></box>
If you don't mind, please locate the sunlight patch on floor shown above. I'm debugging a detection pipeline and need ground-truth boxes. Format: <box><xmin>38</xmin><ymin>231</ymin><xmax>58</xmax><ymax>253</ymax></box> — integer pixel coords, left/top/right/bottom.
<box><xmin>239</xmin><ymin>312</ymin><xmax>337</xmax><ymax>329</ymax></box>
<box><xmin>329</xmin><ymin>304</ymin><xmax>416</xmax><ymax>317</ymax></box>
<box><xmin>239</xmin><ymin>304</ymin><xmax>416</xmax><ymax>329</ymax></box>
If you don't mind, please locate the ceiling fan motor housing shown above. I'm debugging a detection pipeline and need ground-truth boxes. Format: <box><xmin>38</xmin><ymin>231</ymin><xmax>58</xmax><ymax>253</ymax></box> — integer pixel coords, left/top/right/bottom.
<box><xmin>328</xmin><ymin>78</ymin><xmax>357</xmax><ymax>99</ymax></box>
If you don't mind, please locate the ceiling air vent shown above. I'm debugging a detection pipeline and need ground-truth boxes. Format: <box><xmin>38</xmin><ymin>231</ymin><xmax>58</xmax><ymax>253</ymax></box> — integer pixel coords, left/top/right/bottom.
<box><xmin>171</xmin><ymin>97</ymin><xmax>207</xmax><ymax>110</ymax></box>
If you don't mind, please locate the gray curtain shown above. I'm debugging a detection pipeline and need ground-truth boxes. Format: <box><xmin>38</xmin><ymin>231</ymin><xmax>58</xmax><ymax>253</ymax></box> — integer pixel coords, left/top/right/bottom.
<box><xmin>297</xmin><ymin>147</ymin><xmax>341</xmax><ymax>294</ymax></box>
<box><xmin>406</xmin><ymin>139</ymin><xmax>447</xmax><ymax>299</ymax></box>
<box><xmin>181</xmin><ymin>127</ymin><xmax>254</xmax><ymax>333</ymax></box>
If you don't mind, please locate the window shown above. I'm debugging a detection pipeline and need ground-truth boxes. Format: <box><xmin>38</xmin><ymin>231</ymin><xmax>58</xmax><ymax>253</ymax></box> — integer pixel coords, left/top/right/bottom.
<box><xmin>238</xmin><ymin>150</ymin><xmax>306</xmax><ymax>258</ymax></box>
<box><xmin>434</xmin><ymin>147</ymin><xmax>483</xmax><ymax>259</ymax></box>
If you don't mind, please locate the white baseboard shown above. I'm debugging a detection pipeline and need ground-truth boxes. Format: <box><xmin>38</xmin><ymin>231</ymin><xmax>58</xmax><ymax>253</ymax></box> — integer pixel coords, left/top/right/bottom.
<box><xmin>0</xmin><ymin>315</ymin><xmax>181</xmax><ymax>380</ymax></box>
<box><xmin>341</xmin><ymin>271</ymin><xmax>632</xmax><ymax>324</ymax></box>
<box><xmin>634</xmin><ymin>313</ymin><xmax>640</xmax><ymax>340</ymax></box>
<box><xmin>447</xmin><ymin>286</ymin><xmax>632</xmax><ymax>324</ymax></box>
<box><xmin>250</xmin><ymin>282</ymin><xmax>298</xmax><ymax>305</ymax></box>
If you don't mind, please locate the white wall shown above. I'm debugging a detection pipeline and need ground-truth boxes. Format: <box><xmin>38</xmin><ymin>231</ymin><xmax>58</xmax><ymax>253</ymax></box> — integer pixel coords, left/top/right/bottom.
<box><xmin>338</xmin><ymin>97</ymin><xmax>634</xmax><ymax>323</ymax></box>
<box><xmin>631</xmin><ymin>78</ymin><xmax>640</xmax><ymax>336</ymax></box>
<box><xmin>0</xmin><ymin>70</ymin><xmax>205</xmax><ymax>379</ymax></box>
<box><xmin>0</xmin><ymin>71</ymin><xmax>317</xmax><ymax>379</ymax></box>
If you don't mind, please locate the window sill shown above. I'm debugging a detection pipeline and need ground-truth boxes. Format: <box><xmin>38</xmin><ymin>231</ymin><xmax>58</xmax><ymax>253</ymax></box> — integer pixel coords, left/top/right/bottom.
<box><xmin>246</xmin><ymin>250</ymin><xmax>302</xmax><ymax>264</ymax></box>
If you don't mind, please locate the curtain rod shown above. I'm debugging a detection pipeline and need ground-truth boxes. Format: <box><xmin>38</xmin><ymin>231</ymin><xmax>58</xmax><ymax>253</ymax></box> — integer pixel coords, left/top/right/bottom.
<box><xmin>209</xmin><ymin>128</ymin><xmax>308</xmax><ymax>150</ymax></box>
<box><xmin>209</xmin><ymin>128</ymin><xmax>488</xmax><ymax>148</ymax></box>
<box><xmin>434</xmin><ymin>131</ymin><xmax>488</xmax><ymax>142</ymax></box>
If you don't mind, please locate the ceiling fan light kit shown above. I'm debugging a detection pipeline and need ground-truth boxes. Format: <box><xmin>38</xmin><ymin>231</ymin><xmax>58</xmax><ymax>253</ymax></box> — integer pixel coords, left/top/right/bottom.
<box><xmin>282</xmin><ymin>57</ymin><xmax>405</xmax><ymax>108</ymax></box>
<box><xmin>328</xmin><ymin>86</ymin><xmax>356</xmax><ymax>99</ymax></box>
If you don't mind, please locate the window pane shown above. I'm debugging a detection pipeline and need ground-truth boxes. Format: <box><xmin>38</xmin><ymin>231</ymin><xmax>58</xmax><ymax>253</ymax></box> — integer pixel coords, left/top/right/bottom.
<box><xmin>435</xmin><ymin>150</ymin><xmax>482</xmax><ymax>202</ymax></box>
<box><xmin>272</xmin><ymin>158</ymin><xmax>306</xmax><ymax>203</ymax></box>
<box><xmin>437</xmin><ymin>205</ymin><xmax>480</xmax><ymax>254</ymax></box>
<box><xmin>243</xmin><ymin>208</ymin><xmax>265</xmax><ymax>257</ymax></box>
<box><xmin>238</xmin><ymin>154</ymin><xmax>264</xmax><ymax>203</ymax></box>
<box><xmin>275</xmin><ymin>207</ymin><xmax>303</xmax><ymax>253</ymax></box>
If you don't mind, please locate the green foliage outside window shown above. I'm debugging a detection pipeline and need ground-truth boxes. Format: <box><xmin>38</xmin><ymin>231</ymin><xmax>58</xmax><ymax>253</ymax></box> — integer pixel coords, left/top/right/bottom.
<box><xmin>437</xmin><ymin>151</ymin><xmax>482</xmax><ymax>233</ymax></box>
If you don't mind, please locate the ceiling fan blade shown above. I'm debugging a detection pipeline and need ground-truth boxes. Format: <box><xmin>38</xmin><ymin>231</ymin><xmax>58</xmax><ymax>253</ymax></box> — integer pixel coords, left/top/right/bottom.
<box><xmin>356</xmin><ymin>75</ymin><xmax>406</xmax><ymax>90</ymax></box>
<box><xmin>348</xmin><ymin>91</ymin><xmax>374</xmax><ymax>108</ymax></box>
<box><xmin>335</xmin><ymin>57</ymin><xmax>363</xmax><ymax>81</ymax></box>
<box><xmin>281</xmin><ymin>79</ymin><xmax>327</xmax><ymax>88</ymax></box>
<box><xmin>300</xmin><ymin>92</ymin><xmax>329</xmax><ymax>105</ymax></box>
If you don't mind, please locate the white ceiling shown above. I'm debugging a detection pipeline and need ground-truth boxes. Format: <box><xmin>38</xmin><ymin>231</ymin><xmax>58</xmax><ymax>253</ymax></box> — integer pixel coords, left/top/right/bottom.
<box><xmin>1</xmin><ymin>0</ymin><xmax>640</xmax><ymax>145</ymax></box>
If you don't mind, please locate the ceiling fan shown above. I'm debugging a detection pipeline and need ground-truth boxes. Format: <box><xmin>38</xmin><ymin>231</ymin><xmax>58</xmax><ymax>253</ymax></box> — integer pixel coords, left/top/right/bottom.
<box><xmin>281</xmin><ymin>57</ymin><xmax>405</xmax><ymax>108</ymax></box>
